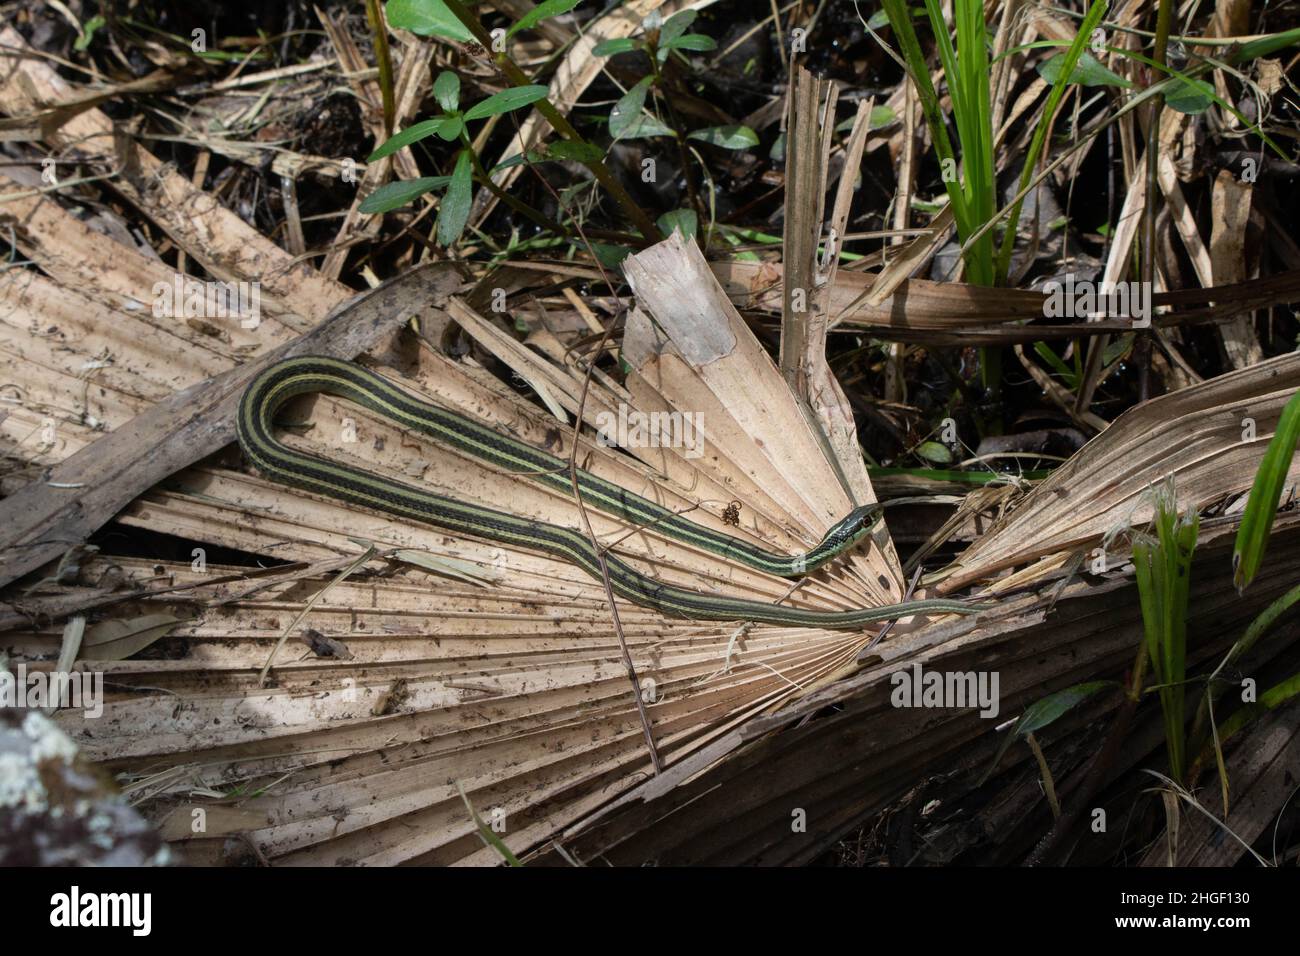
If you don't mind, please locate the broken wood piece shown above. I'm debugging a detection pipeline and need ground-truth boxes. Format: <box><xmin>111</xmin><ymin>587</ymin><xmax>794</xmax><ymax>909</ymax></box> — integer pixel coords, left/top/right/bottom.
<box><xmin>0</xmin><ymin>263</ymin><xmax>464</xmax><ymax>589</ymax></box>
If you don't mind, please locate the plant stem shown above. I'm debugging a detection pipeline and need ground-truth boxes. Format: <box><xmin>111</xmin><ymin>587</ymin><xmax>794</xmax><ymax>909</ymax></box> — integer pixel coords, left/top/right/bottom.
<box><xmin>648</xmin><ymin>46</ymin><xmax>704</xmax><ymax>231</ymax></box>
<box><xmin>460</xmin><ymin>131</ymin><xmax>566</xmax><ymax>235</ymax></box>
<box><xmin>1137</xmin><ymin>0</ymin><xmax>1174</xmax><ymax>400</ymax></box>
<box><xmin>364</xmin><ymin>0</ymin><xmax>395</xmax><ymax>136</ymax></box>
<box><xmin>440</xmin><ymin>0</ymin><xmax>664</xmax><ymax>242</ymax></box>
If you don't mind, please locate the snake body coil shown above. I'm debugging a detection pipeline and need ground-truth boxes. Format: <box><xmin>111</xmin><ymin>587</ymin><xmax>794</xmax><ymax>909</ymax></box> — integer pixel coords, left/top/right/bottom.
<box><xmin>237</xmin><ymin>356</ymin><xmax>987</xmax><ymax>629</ymax></box>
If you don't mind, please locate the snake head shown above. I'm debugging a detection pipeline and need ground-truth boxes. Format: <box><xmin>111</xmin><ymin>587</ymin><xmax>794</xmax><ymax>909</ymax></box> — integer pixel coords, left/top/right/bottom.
<box><xmin>831</xmin><ymin>504</ymin><xmax>884</xmax><ymax>548</ymax></box>
<box><xmin>850</xmin><ymin>503</ymin><xmax>884</xmax><ymax>535</ymax></box>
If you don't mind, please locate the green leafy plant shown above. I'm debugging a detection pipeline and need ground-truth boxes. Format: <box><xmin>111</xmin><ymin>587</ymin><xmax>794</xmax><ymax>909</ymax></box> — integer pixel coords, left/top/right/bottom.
<box><xmin>593</xmin><ymin>7</ymin><xmax>717</xmax><ymax>63</ymax></box>
<box><xmin>361</xmin><ymin>70</ymin><xmax>549</xmax><ymax>246</ymax></box>
<box><xmin>1133</xmin><ymin>484</ymin><xmax>1198</xmax><ymax>785</ymax></box>
<box><xmin>602</xmin><ymin>52</ymin><xmax>759</xmax><ymax>147</ymax></box>
<box><xmin>596</xmin><ymin>9</ymin><xmax>754</xmax><ymax>229</ymax></box>
<box><xmin>878</xmin><ymin>0</ymin><xmax>998</xmax><ymax>286</ymax></box>
<box><xmin>876</xmin><ymin>0</ymin><xmax>1107</xmax><ymax>421</ymax></box>
<box><xmin>377</xmin><ymin>0</ymin><xmax>663</xmax><ymax>243</ymax></box>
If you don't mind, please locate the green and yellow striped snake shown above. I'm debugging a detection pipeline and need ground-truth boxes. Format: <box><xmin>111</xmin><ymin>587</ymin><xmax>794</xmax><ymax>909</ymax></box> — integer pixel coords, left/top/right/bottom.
<box><xmin>237</xmin><ymin>356</ymin><xmax>988</xmax><ymax>629</ymax></box>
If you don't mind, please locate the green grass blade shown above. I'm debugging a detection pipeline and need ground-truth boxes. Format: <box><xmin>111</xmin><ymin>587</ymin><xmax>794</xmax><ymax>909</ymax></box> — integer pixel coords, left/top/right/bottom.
<box><xmin>995</xmin><ymin>0</ymin><xmax>1108</xmax><ymax>284</ymax></box>
<box><xmin>455</xmin><ymin>782</ymin><xmax>522</xmax><ymax>866</ymax></box>
<box><xmin>1230</xmin><ymin>26</ymin><xmax>1300</xmax><ymax>64</ymax></box>
<box><xmin>880</xmin><ymin>0</ymin><xmax>969</xmax><ymax>239</ymax></box>
<box><xmin>1233</xmin><ymin>390</ymin><xmax>1300</xmax><ymax>591</ymax></box>
<box><xmin>1201</xmin><ymin>670</ymin><xmax>1300</xmax><ymax>758</ymax></box>
<box><xmin>1133</xmin><ymin>488</ymin><xmax>1198</xmax><ymax>784</ymax></box>
<box><xmin>1032</xmin><ymin>341</ymin><xmax>1077</xmax><ymax>385</ymax></box>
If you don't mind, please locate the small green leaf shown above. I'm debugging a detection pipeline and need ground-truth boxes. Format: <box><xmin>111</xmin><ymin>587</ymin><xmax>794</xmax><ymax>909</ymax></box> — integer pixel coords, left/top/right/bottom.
<box><xmin>385</xmin><ymin>0</ymin><xmax>475</xmax><ymax>43</ymax></box>
<box><xmin>1017</xmin><ymin>681</ymin><xmax>1116</xmax><ymax>736</ymax></box>
<box><xmin>508</xmin><ymin>0</ymin><xmax>581</xmax><ymax>38</ymax></box>
<box><xmin>656</xmin><ymin>208</ymin><xmax>697</xmax><ymax>240</ymax></box>
<box><xmin>1032</xmin><ymin>341</ymin><xmax>1075</xmax><ymax>383</ymax></box>
<box><xmin>915</xmin><ymin>440</ymin><xmax>954</xmax><ymax>465</ymax></box>
<box><xmin>436</xmin><ymin>150</ymin><xmax>474</xmax><ymax>246</ymax></box>
<box><xmin>687</xmin><ymin>124</ymin><xmax>759</xmax><ymax>150</ymax></box>
<box><xmin>367</xmin><ymin>118</ymin><xmax>449</xmax><ymax>161</ymax></box>
<box><xmin>615</xmin><ymin>113</ymin><xmax>674</xmax><ymax>139</ymax></box>
<box><xmin>1037</xmin><ymin>51</ymin><xmax>1132</xmax><ymax>88</ymax></box>
<box><xmin>594</xmin><ymin>37</ymin><xmax>639</xmax><ymax>57</ymax></box>
<box><xmin>359</xmin><ymin>176</ymin><xmax>450</xmax><ymax>214</ymax></box>
<box><xmin>547</xmin><ymin>140</ymin><xmax>604</xmax><ymax>163</ymax></box>
<box><xmin>433</xmin><ymin>70</ymin><xmax>460</xmax><ymax>112</ymax></box>
<box><xmin>769</xmin><ymin>131</ymin><xmax>786</xmax><ymax>162</ymax></box>
<box><xmin>1165</xmin><ymin>76</ymin><xmax>1215</xmax><ymax>114</ymax></box>
<box><xmin>591</xmin><ymin>242</ymin><xmax>632</xmax><ymax>267</ymax></box>
<box><xmin>464</xmin><ymin>85</ymin><xmax>550</xmax><ymax>120</ymax></box>
<box><xmin>979</xmin><ymin>680</ymin><xmax>1117</xmax><ymax>784</ymax></box>
<box><xmin>436</xmin><ymin>115</ymin><xmax>464</xmax><ymax>141</ymax></box>
<box><xmin>1101</xmin><ymin>332</ymin><xmax>1134</xmax><ymax>367</ymax></box>
<box><xmin>610</xmin><ymin>76</ymin><xmax>653</xmax><ymax>138</ymax></box>
<box><xmin>658</xmin><ymin>9</ymin><xmax>697</xmax><ymax>45</ymax></box>
<box><xmin>835</xmin><ymin>105</ymin><xmax>896</xmax><ymax>132</ymax></box>
<box><xmin>661</xmin><ymin>33</ymin><xmax>717</xmax><ymax>53</ymax></box>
